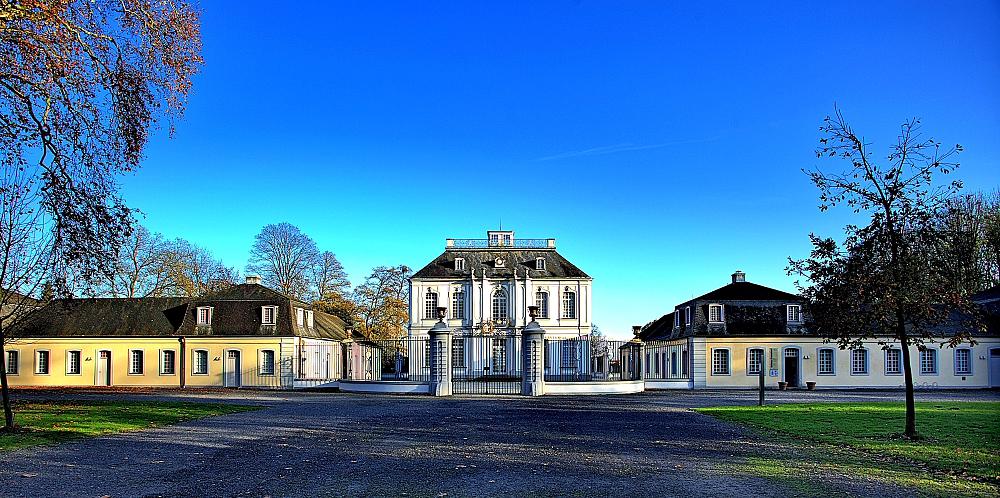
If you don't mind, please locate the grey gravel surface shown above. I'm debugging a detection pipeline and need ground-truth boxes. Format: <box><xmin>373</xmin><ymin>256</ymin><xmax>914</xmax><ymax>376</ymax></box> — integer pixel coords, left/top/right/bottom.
<box><xmin>0</xmin><ymin>389</ymin><xmax>996</xmax><ymax>497</ymax></box>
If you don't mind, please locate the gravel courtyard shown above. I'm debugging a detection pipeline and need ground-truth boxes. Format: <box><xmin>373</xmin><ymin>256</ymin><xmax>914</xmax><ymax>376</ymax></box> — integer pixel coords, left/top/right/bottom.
<box><xmin>0</xmin><ymin>389</ymin><xmax>996</xmax><ymax>497</ymax></box>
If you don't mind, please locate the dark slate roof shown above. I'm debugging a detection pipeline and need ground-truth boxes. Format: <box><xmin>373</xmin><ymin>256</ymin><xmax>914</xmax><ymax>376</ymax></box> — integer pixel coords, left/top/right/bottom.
<box><xmin>637</xmin><ymin>312</ymin><xmax>675</xmax><ymax>341</ymax></box>
<box><xmin>413</xmin><ymin>249</ymin><xmax>590</xmax><ymax>279</ymax></box>
<box><xmin>688</xmin><ymin>281</ymin><xmax>802</xmax><ymax>303</ymax></box>
<box><xmin>12</xmin><ymin>297</ymin><xmax>190</xmax><ymax>337</ymax></box>
<box><xmin>972</xmin><ymin>284</ymin><xmax>1000</xmax><ymax>304</ymax></box>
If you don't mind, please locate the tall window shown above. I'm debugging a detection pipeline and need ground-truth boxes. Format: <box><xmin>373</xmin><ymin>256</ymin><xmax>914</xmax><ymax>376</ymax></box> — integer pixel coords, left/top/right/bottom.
<box><xmin>674</xmin><ymin>312</ymin><xmax>680</xmax><ymax>327</ymax></box>
<box><xmin>684</xmin><ymin>307</ymin><xmax>691</xmax><ymax>325</ymax></box>
<box><xmin>261</xmin><ymin>350</ymin><xmax>276</xmax><ymax>375</ymax></box>
<box><xmin>818</xmin><ymin>348</ymin><xmax>835</xmax><ymax>375</ymax></box>
<box><xmin>35</xmin><ymin>350</ymin><xmax>49</xmax><ymax>374</ymax></box>
<box><xmin>885</xmin><ymin>349</ymin><xmax>902</xmax><ymax>375</ymax></box>
<box><xmin>491</xmin><ymin>289</ymin><xmax>508</xmax><ymax>321</ymax></box>
<box><xmin>920</xmin><ymin>348</ymin><xmax>937</xmax><ymax>374</ymax></box>
<box><xmin>296</xmin><ymin>307</ymin><xmax>305</xmax><ymax>326</ymax></box>
<box><xmin>262</xmin><ymin>306</ymin><xmax>277</xmax><ymax>325</ymax></box>
<box><xmin>492</xmin><ymin>338</ymin><xmax>507</xmax><ymax>371</ymax></box>
<box><xmin>66</xmin><ymin>350</ymin><xmax>82</xmax><ymax>375</ymax></box>
<box><xmin>954</xmin><ymin>349</ymin><xmax>972</xmax><ymax>375</ymax></box>
<box><xmin>851</xmin><ymin>349</ymin><xmax>868</xmax><ymax>375</ymax></box>
<box><xmin>708</xmin><ymin>304</ymin><xmax>724</xmax><ymax>323</ymax></box>
<box><xmin>197</xmin><ymin>306</ymin><xmax>212</xmax><ymax>325</ymax></box>
<box><xmin>786</xmin><ymin>305</ymin><xmax>802</xmax><ymax>323</ymax></box>
<box><xmin>561</xmin><ymin>340</ymin><xmax>578</xmax><ymax>369</ymax></box>
<box><xmin>681</xmin><ymin>350</ymin><xmax>689</xmax><ymax>375</ymax></box>
<box><xmin>670</xmin><ymin>351</ymin><xmax>678</xmax><ymax>376</ymax></box>
<box><xmin>161</xmin><ymin>350</ymin><xmax>176</xmax><ymax>375</ymax></box>
<box><xmin>5</xmin><ymin>350</ymin><xmax>18</xmax><ymax>375</ymax></box>
<box><xmin>193</xmin><ymin>350</ymin><xmax>209</xmax><ymax>375</ymax></box>
<box><xmin>562</xmin><ymin>291</ymin><xmax>576</xmax><ymax>319</ymax></box>
<box><xmin>452</xmin><ymin>338</ymin><xmax>465</xmax><ymax>368</ymax></box>
<box><xmin>129</xmin><ymin>350</ymin><xmax>144</xmax><ymax>375</ymax></box>
<box><xmin>424</xmin><ymin>291</ymin><xmax>438</xmax><ymax>319</ymax></box>
<box><xmin>712</xmin><ymin>349</ymin><xmax>730</xmax><ymax>375</ymax></box>
<box><xmin>535</xmin><ymin>291</ymin><xmax>548</xmax><ymax>318</ymax></box>
<box><xmin>747</xmin><ymin>348</ymin><xmax>764</xmax><ymax>375</ymax></box>
<box><xmin>306</xmin><ymin>310</ymin><xmax>314</xmax><ymax>328</ymax></box>
<box><xmin>451</xmin><ymin>290</ymin><xmax>465</xmax><ymax>320</ymax></box>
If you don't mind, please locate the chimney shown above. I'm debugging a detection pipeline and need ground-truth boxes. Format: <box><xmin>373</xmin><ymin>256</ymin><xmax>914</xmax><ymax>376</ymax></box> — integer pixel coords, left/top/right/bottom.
<box><xmin>246</xmin><ymin>275</ymin><xmax>262</xmax><ymax>285</ymax></box>
<box><xmin>731</xmin><ymin>270</ymin><xmax>746</xmax><ymax>283</ymax></box>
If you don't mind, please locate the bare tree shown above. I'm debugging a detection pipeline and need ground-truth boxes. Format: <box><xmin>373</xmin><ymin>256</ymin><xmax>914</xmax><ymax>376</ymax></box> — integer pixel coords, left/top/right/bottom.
<box><xmin>102</xmin><ymin>225</ymin><xmax>173</xmax><ymax>298</ymax></box>
<box><xmin>354</xmin><ymin>265</ymin><xmax>411</xmax><ymax>340</ymax></box>
<box><xmin>0</xmin><ymin>165</ymin><xmax>53</xmax><ymax>430</ymax></box>
<box><xmin>246</xmin><ymin>223</ymin><xmax>318</xmax><ymax>300</ymax></box>
<box><xmin>310</xmin><ymin>250</ymin><xmax>350</xmax><ymax>302</ymax></box>
<box><xmin>164</xmin><ymin>239</ymin><xmax>239</xmax><ymax>297</ymax></box>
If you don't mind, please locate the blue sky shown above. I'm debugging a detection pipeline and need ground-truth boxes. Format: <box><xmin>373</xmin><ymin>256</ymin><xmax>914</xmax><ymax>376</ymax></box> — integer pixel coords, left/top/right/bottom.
<box><xmin>126</xmin><ymin>1</ymin><xmax>1000</xmax><ymax>338</ymax></box>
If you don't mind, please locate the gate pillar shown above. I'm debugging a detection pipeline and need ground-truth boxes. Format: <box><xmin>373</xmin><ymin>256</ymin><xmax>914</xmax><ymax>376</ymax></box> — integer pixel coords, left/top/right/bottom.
<box><xmin>428</xmin><ymin>307</ymin><xmax>453</xmax><ymax>396</ymax></box>
<box><xmin>522</xmin><ymin>306</ymin><xmax>546</xmax><ymax>396</ymax></box>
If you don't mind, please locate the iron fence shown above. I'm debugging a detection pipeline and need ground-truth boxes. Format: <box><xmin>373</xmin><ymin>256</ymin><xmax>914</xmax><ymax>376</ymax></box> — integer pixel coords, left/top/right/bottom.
<box><xmin>543</xmin><ymin>337</ymin><xmax>642</xmax><ymax>382</ymax></box>
<box><xmin>353</xmin><ymin>338</ymin><xmax>431</xmax><ymax>382</ymax></box>
<box><xmin>643</xmin><ymin>341</ymin><xmax>690</xmax><ymax>380</ymax></box>
<box><xmin>452</xmin><ymin>334</ymin><xmax>523</xmax><ymax>394</ymax></box>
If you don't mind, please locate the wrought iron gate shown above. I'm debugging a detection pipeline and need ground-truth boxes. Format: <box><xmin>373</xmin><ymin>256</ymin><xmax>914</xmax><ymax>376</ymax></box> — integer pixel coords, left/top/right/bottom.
<box><xmin>452</xmin><ymin>334</ymin><xmax>522</xmax><ymax>394</ymax></box>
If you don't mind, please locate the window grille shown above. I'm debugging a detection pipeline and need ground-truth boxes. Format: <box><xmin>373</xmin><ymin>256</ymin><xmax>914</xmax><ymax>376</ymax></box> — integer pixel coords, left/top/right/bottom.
<box><xmin>712</xmin><ymin>349</ymin><xmax>730</xmax><ymax>375</ymax></box>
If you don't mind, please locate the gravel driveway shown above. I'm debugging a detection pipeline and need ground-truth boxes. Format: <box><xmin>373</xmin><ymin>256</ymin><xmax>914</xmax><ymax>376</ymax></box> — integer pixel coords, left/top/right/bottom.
<box><xmin>1</xmin><ymin>389</ymin><xmax>996</xmax><ymax>497</ymax></box>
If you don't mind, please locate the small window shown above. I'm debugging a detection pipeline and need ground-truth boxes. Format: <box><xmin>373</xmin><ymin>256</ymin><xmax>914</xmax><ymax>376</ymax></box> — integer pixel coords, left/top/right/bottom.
<box><xmin>708</xmin><ymin>304</ymin><xmax>724</xmax><ymax>323</ymax></box>
<box><xmin>786</xmin><ymin>305</ymin><xmax>802</xmax><ymax>323</ymax></box>
<box><xmin>196</xmin><ymin>306</ymin><xmax>212</xmax><ymax>325</ymax></box>
<box><xmin>851</xmin><ymin>348</ymin><xmax>868</xmax><ymax>375</ymax></box>
<box><xmin>746</xmin><ymin>348</ymin><xmax>764</xmax><ymax>375</ymax></box>
<box><xmin>161</xmin><ymin>350</ymin><xmax>176</xmax><ymax>375</ymax></box>
<box><xmin>424</xmin><ymin>290</ymin><xmax>439</xmax><ymax>319</ymax></box>
<box><xmin>262</xmin><ymin>306</ymin><xmax>277</xmax><ymax>325</ymax></box>
<box><xmin>296</xmin><ymin>307</ymin><xmax>305</xmax><ymax>326</ymax></box>
<box><xmin>454</xmin><ymin>257</ymin><xmax>466</xmax><ymax>271</ymax></box>
<box><xmin>452</xmin><ymin>338</ymin><xmax>465</xmax><ymax>368</ymax></box>
<box><xmin>129</xmin><ymin>350</ymin><xmax>144</xmax><ymax>375</ymax></box>
<box><xmin>535</xmin><ymin>291</ymin><xmax>548</xmax><ymax>318</ymax></box>
<box><xmin>561</xmin><ymin>291</ymin><xmax>576</xmax><ymax>319</ymax></box>
<box><xmin>261</xmin><ymin>350</ymin><xmax>276</xmax><ymax>376</ymax></box>
<box><xmin>451</xmin><ymin>290</ymin><xmax>465</xmax><ymax>320</ymax></box>
<box><xmin>684</xmin><ymin>307</ymin><xmax>691</xmax><ymax>325</ymax></box>
<box><xmin>817</xmin><ymin>348</ymin><xmax>835</xmax><ymax>375</ymax></box>
<box><xmin>535</xmin><ymin>258</ymin><xmax>545</xmax><ymax>270</ymax></box>
<box><xmin>66</xmin><ymin>350</ymin><xmax>82</xmax><ymax>375</ymax></box>
<box><xmin>885</xmin><ymin>348</ymin><xmax>902</xmax><ymax>375</ymax></box>
<box><xmin>674</xmin><ymin>312</ymin><xmax>680</xmax><ymax>327</ymax></box>
<box><xmin>919</xmin><ymin>348</ymin><xmax>937</xmax><ymax>375</ymax></box>
<box><xmin>35</xmin><ymin>350</ymin><xmax>50</xmax><ymax>374</ymax></box>
<box><xmin>712</xmin><ymin>349</ymin><xmax>730</xmax><ymax>375</ymax></box>
<box><xmin>5</xmin><ymin>350</ymin><xmax>18</xmax><ymax>375</ymax></box>
<box><xmin>954</xmin><ymin>349</ymin><xmax>972</xmax><ymax>375</ymax></box>
<box><xmin>193</xmin><ymin>350</ymin><xmax>209</xmax><ymax>375</ymax></box>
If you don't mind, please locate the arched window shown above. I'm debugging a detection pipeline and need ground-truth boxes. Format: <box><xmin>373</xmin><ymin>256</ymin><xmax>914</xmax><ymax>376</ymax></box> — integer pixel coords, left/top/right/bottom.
<box><xmin>492</xmin><ymin>288</ymin><xmax>508</xmax><ymax>322</ymax></box>
<box><xmin>424</xmin><ymin>290</ymin><xmax>438</xmax><ymax>319</ymax></box>
<box><xmin>535</xmin><ymin>291</ymin><xmax>548</xmax><ymax>318</ymax></box>
<box><xmin>562</xmin><ymin>290</ymin><xmax>576</xmax><ymax>319</ymax></box>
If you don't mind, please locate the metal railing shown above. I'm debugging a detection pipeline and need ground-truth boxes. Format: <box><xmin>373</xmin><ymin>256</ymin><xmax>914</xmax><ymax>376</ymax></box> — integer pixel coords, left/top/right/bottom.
<box><xmin>644</xmin><ymin>341</ymin><xmax>690</xmax><ymax>380</ymax></box>
<box><xmin>449</xmin><ymin>238</ymin><xmax>553</xmax><ymax>249</ymax></box>
<box><xmin>544</xmin><ymin>338</ymin><xmax>642</xmax><ymax>382</ymax></box>
<box><xmin>353</xmin><ymin>338</ymin><xmax>431</xmax><ymax>382</ymax></box>
<box><xmin>297</xmin><ymin>343</ymin><xmax>343</xmax><ymax>382</ymax></box>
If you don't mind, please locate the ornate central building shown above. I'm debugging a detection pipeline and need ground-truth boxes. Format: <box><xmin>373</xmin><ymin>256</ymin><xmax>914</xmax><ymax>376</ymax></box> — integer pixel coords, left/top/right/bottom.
<box><xmin>409</xmin><ymin>230</ymin><xmax>592</xmax><ymax>339</ymax></box>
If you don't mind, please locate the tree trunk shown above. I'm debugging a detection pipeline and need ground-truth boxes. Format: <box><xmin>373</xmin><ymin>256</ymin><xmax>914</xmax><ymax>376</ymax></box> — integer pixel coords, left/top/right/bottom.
<box><xmin>896</xmin><ymin>309</ymin><xmax>916</xmax><ymax>438</ymax></box>
<box><xmin>0</xmin><ymin>327</ymin><xmax>15</xmax><ymax>431</ymax></box>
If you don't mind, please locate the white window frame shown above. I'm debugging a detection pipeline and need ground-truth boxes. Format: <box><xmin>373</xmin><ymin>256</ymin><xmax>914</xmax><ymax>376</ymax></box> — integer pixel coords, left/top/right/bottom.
<box><xmin>196</xmin><ymin>306</ymin><xmax>213</xmax><ymax>326</ymax></box>
<box><xmin>884</xmin><ymin>348</ymin><xmax>902</xmax><ymax>375</ymax></box>
<box><xmin>261</xmin><ymin>306</ymin><xmax>278</xmax><ymax>325</ymax></box>
<box><xmin>708</xmin><ymin>304</ymin><xmax>724</xmax><ymax>323</ymax></box>
<box><xmin>535</xmin><ymin>257</ymin><xmax>545</xmax><ymax>270</ymax></box>
<box><xmin>260</xmin><ymin>349</ymin><xmax>276</xmax><ymax>376</ymax></box>
<box><xmin>954</xmin><ymin>348</ymin><xmax>972</xmax><ymax>375</ymax></box>
<box><xmin>424</xmin><ymin>290</ymin><xmax>439</xmax><ymax>319</ymax></box>
<box><xmin>561</xmin><ymin>290</ymin><xmax>576</xmax><ymax>319</ymax></box>
<box><xmin>746</xmin><ymin>348</ymin><xmax>764</xmax><ymax>376</ymax></box>
<box><xmin>850</xmin><ymin>348</ymin><xmax>869</xmax><ymax>375</ymax></box>
<box><xmin>674</xmin><ymin>311</ymin><xmax>680</xmax><ymax>327</ymax></box>
<box><xmin>192</xmin><ymin>349</ymin><xmax>210</xmax><ymax>375</ymax></box>
<box><xmin>129</xmin><ymin>349</ymin><xmax>145</xmax><ymax>375</ymax></box>
<box><xmin>452</xmin><ymin>337</ymin><xmax>465</xmax><ymax>368</ymax></box>
<box><xmin>786</xmin><ymin>304</ymin><xmax>803</xmax><ymax>324</ymax></box>
<box><xmin>535</xmin><ymin>290</ymin><xmax>548</xmax><ymax>319</ymax></box>
<box><xmin>451</xmin><ymin>289</ymin><xmax>465</xmax><ymax>320</ymax></box>
<box><xmin>711</xmin><ymin>348</ymin><xmax>731</xmax><ymax>376</ymax></box>
<box><xmin>296</xmin><ymin>307</ymin><xmax>305</xmax><ymax>326</ymax></box>
<box><xmin>454</xmin><ymin>257</ymin><xmax>465</xmax><ymax>271</ymax></box>
<box><xmin>306</xmin><ymin>310</ymin><xmax>314</xmax><ymax>328</ymax></box>
<box><xmin>5</xmin><ymin>350</ymin><xmax>18</xmax><ymax>375</ymax></box>
<box><xmin>919</xmin><ymin>348</ymin><xmax>938</xmax><ymax>375</ymax></box>
<box><xmin>35</xmin><ymin>349</ymin><xmax>50</xmax><ymax>375</ymax></box>
<box><xmin>65</xmin><ymin>350</ymin><xmax>82</xmax><ymax>375</ymax></box>
<box><xmin>492</xmin><ymin>288</ymin><xmax>508</xmax><ymax>322</ymax></box>
<box><xmin>160</xmin><ymin>349</ymin><xmax>177</xmax><ymax>375</ymax></box>
<box><xmin>817</xmin><ymin>348</ymin><xmax>835</xmax><ymax>375</ymax></box>
<box><xmin>684</xmin><ymin>307</ymin><xmax>691</xmax><ymax>326</ymax></box>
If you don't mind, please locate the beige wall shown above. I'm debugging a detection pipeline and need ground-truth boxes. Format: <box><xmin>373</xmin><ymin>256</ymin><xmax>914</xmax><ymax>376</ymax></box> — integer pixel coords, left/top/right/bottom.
<box><xmin>698</xmin><ymin>336</ymin><xmax>1000</xmax><ymax>389</ymax></box>
<box><xmin>3</xmin><ymin>337</ymin><xmax>311</xmax><ymax>388</ymax></box>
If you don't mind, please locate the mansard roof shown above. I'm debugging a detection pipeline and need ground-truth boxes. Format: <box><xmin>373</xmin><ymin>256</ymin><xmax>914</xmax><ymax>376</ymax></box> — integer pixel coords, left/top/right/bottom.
<box><xmin>413</xmin><ymin>249</ymin><xmax>590</xmax><ymax>279</ymax></box>
<box><xmin>637</xmin><ymin>312</ymin><xmax>675</xmax><ymax>341</ymax></box>
<box><xmin>686</xmin><ymin>281</ymin><xmax>802</xmax><ymax>304</ymax></box>
<box><xmin>12</xmin><ymin>283</ymin><xmax>349</xmax><ymax>340</ymax></box>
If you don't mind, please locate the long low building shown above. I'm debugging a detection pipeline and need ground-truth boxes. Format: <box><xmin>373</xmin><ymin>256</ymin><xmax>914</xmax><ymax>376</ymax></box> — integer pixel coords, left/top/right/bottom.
<box><xmin>640</xmin><ymin>271</ymin><xmax>1000</xmax><ymax>389</ymax></box>
<box><xmin>4</xmin><ymin>277</ymin><xmax>352</xmax><ymax>389</ymax></box>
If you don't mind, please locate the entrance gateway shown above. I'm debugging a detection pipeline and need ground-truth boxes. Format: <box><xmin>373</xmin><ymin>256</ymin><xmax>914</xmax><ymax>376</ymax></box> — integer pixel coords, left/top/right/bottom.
<box><xmin>452</xmin><ymin>334</ymin><xmax>523</xmax><ymax>394</ymax></box>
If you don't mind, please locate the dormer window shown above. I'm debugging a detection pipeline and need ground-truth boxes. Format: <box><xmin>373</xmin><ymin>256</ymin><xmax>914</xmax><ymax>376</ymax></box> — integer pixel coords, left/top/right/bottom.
<box><xmin>684</xmin><ymin>307</ymin><xmax>691</xmax><ymax>325</ymax></box>
<box><xmin>196</xmin><ymin>307</ymin><xmax>213</xmax><ymax>326</ymax></box>
<box><xmin>262</xmin><ymin>306</ymin><xmax>278</xmax><ymax>325</ymax></box>
<box><xmin>455</xmin><ymin>257</ymin><xmax>466</xmax><ymax>271</ymax></box>
<box><xmin>708</xmin><ymin>304</ymin><xmax>724</xmax><ymax>323</ymax></box>
<box><xmin>674</xmin><ymin>312</ymin><xmax>680</xmax><ymax>327</ymax></box>
<box><xmin>306</xmin><ymin>310</ymin><xmax>314</xmax><ymax>328</ymax></box>
<box><xmin>535</xmin><ymin>257</ymin><xmax>545</xmax><ymax>270</ymax></box>
<box><xmin>786</xmin><ymin>305</ymin><xmax>803</xmax><ymax>323</ymax></box>
<box><xmin>296</xmin><ymin>307</ymin><xmax>305</xmax><ymax>326</ymax></box>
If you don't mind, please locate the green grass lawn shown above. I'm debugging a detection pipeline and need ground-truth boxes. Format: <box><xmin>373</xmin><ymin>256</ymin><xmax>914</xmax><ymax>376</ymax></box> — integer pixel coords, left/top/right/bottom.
<box><xmin>0</xmin><ymin>400</ymin><xmax>259</xmax><ymax>451</ymax></box>
<box><xmin>697</xmin><ymin>402</ymin><xmax>1000</xmax><ymax>496</ymax></box>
